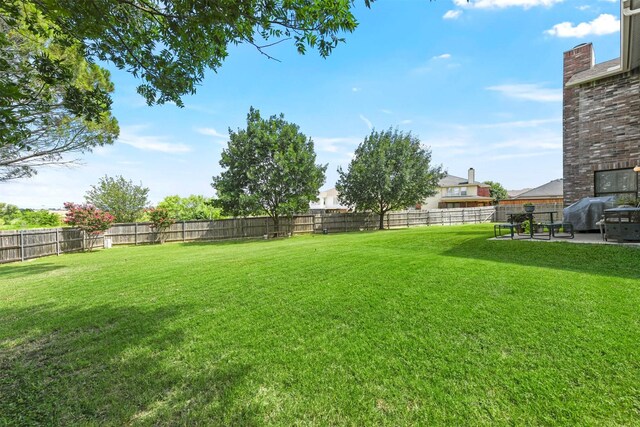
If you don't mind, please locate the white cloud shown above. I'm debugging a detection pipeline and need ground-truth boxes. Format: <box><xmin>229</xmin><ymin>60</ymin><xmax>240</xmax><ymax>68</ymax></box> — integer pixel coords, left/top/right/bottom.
<box><xmin>380</xmin><ymin>109</ymin><xmax>393</xmax><ymax>114</ymax></box>
<box><xmin>352</xmin><ymin>87</ymin><xmax>361</xmax><ymax>92</ymax></box>
<box><xmin>545</xmin><ymin>14</ymin><xmax>619</xmax><ymax>38</ymax></box>
<box><xmin>421</xmin><ymin>138</ymin><xmax>470</xmax><ymax>149</ymax></box>
<box><xmin>400</xmin><ymin>119</ymin><xmax>413</xmax><ymax>125</ymax></box>
<box><xmin>443</xmin><ymin>10</ymin><xmax>462</xmax><ymax>19</ymax></box>
<box><xmin>196</xmin><ymin>127</ymin><xmax>228</xmax><ymax>138</ymax></box>
<box><xmin>576</xmin><ymin>5</ymin><xmax>591</xmax><ymax>10</ymax></box>
<box><xmin>479</xmin><ymin>118</ymin><xmax>561</xmax><ymax>128</ymax></box>
<box><xmin>433</xmin><ymin>53</ymin><xmax>452</xmax><ymax>60</ymax></box>
<box><xmin>410</xmin><ymin>65</ymin><xmax>432</xmax><ymax>74</ymax></box>
<box><xmin>119</xmin><ymin>126</ymin><xmax>191</xmax><ymax>153</ymax></box>
<box><xmin>491</xmin><ymin>136</ymin><xmax>561</xmax><ymax>150</ymax></box>
<box><xmin>454</xmin><ymin>0</ymin><xmax>562</xmax><ymax>9</ymax></box>
<box><xmin>490</xmin><ymin>151</ymin><xmax>550</xmax><ymax>161</ymax></box>
<box><xmin>486</xmin><ymin>83</ymin><xmax>561</xmax><ymax>102</ymax></box>
<box><xmin>313</xmin><ymin>137</ymin><xmax>361</xmax><ymax>153</ymax></box>
<box><xmin>359</xmin><ymin>114</ymin><xmax>373</xmax><ymax>130</ymax></box>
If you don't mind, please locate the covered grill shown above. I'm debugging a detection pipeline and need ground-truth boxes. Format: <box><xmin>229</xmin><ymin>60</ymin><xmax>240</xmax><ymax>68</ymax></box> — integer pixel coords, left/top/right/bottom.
<box><xmin>563</xmin><ymin>196</ymin><xmax>617</xmax><ymax>231</ymax></box>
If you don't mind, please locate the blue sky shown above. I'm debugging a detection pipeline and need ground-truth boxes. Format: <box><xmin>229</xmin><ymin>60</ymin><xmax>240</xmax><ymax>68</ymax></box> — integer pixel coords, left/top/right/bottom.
<box><xmin>2</xmin><ymin>0</ymin><xmax>623</xmax><ymax>208</ymax></box>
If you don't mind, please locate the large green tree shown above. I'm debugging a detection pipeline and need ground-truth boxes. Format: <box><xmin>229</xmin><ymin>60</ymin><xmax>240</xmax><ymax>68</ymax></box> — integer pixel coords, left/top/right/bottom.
<box><xmin>1</xmin><ymin>0</ymin><xmax>375</xmax><ymax>107</ymax></box>
<box><xmin>157</xmin><ymin>195</ymin><xmax>222</xmax><ymax>221</ymax></box>
<box><xmin>0</xmin><ymin>5</ymin><xmax>118</xmax><ymax>181</ymax></box>
<box><xmin>484</xmin><ymin>180</ymin><xmax>509</xmax><ymax>205</ymax></box>
<box><xmin>337</xmin><ymin>128</ymin><xmax>444</xmax><ymax>230</ymax></box>
<box><xmin>85</xmin><ymin>175</ymin><xmax>150</xmax><ymax>223</ymax></box>
<box><xmin>212</xmin><ymin>108</ymin><xmax>326</xmax><ymax>234</ymax></box>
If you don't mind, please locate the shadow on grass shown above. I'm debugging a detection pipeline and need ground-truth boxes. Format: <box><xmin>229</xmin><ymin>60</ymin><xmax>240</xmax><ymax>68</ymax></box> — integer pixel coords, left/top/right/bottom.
<box><xmin>442</xmin><ymin>229</ymin><xmax>640</xmax><ymax>280</ymax></box>
<box><xmin>0</xmin><ymin>304</ymin><xmax>258</xmax><ymax>425</ymax></box>
<box><xmin>175</xmin><ymin>235</ymin><xmax>299</xmax><ymax>248</ymax></box>
<box><xmin>0</xmin><ymin>263</ymin><xmax>65</xmax><ymax>279</ymax></box>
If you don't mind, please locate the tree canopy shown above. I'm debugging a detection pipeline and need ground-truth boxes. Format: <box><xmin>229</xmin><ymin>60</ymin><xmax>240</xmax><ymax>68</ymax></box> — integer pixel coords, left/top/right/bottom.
<box><xmin>0</xmin><ymin>5</ymin><xmax>118</xmax><ymax>181</ymax></box>
<box><xmin>1</xmin><ymin>0</ymin><xmax>375</xmax><ymax>106</ymax></box>
<box><xmin>336</xmin><ymin>128</ymin><xmax>444</xmax><ymax>230</ymax></box>
<box><xmin>85</xmin><ymin>175</ymin><xmax>149</xmax><ymax>223</ymax></box>
<box><xmin>157</xmin><ymin>195</ymin><xmax>222</xmax><ymax>221</ymax></box>
<box><xmin>212</xmin><ymin>107</ymin><xmax>326</xmax><ymax>233</ymax></box>
<box><xmin>484</xmin><ymin>180</ymin><xmax>509</xmax><ymax>205</ymax></box>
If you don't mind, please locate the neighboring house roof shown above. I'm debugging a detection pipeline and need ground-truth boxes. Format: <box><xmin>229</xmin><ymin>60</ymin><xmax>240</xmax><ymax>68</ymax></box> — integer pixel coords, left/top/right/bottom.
<box><xmin>513</xmin><ymin>179</ymin><xmax>563</xmax><ymax>199</ymax></box>
<box><xmin>566</xmin><ymin>0</ymin><xmax>640</xmax><ymax>87</ymax></box>
<box><xmin>507</xmin><ymin>188</ymin><xmax>532</xmax><ymax>198</ymax></box>
<box><xmin>438</xmin><ymin>174</ymin><xmax>489</xmax><ymax>187</ymax></box>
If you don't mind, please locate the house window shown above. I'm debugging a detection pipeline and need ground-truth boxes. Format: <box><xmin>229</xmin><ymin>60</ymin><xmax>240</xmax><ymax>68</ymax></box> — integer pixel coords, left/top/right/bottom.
<box><xmin>594</xmin><ymin>168</ymin><xmax>638</xmax><ymax>198</ymax></box>
<box><xmin>446</xmin><ymin>187</ymin><xmax>467</xmax><ymax>197</ymax></box>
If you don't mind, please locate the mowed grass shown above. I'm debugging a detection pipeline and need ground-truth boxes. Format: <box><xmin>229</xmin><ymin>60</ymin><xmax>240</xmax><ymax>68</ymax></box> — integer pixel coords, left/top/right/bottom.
<box><xmin>1</xmin><ymin>225</ymin><xmax>639</xmax><ymax>426</ymax></box>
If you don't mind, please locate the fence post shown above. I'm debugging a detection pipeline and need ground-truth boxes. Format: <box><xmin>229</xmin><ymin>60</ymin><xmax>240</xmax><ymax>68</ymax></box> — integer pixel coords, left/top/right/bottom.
<box><xmin>56</xmin><ymin>228</ymin><xmax>60</xmax><ymax>256</ymax></box>
<box><xmin>406</xmin><ymin>211</ymin><xmax>409</xmax><ymax>228</ymax></box>
<box><xmin>344</xmin><ymin>214</ymin><xmax>347</xmax><ymax>232</ymax></box>
<box><xmin>19</xmin><ymin>230</ymin><xmax>24</xmax><ymax>262</ymax></box>
<box><xmin>134</xmin><ymin>223</ymin><xmax>138</xmax><ymax>245</ymax></box>
<box><xmin>386</xmin><ymin>213</ymin><xmax>390</xmax><ymax>230</ymax></box>
<box><xmin>462</xmin><ymin>209</ymin><xmax>465</xmax><ymax>224</ymax></box>
<box><xmin>182</xmin><ymin>221</ymin><xmax>186</xmax><ymax>242</ymax></box>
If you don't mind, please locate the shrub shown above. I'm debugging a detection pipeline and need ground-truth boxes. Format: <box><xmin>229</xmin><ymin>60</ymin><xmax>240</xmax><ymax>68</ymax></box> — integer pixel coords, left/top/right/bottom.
<box><xmin>147</xmin><ymin>207</ymin><xmax>175</xmax><ymax>243</ymax></box>
<box><xmin>64</xmin><ymin>202</ymin><xmax>115</xmax><ymax>251</ymax></box>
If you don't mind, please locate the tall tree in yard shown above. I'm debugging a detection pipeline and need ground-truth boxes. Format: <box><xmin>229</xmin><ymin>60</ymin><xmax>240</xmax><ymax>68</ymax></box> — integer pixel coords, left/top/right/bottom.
<box><xmin>212</xmin><ymin>108</ymin><xmax>326</xmax><ymax>235</ymax></box>
<box><xmin>0</xmin><ymin>0</ymin><xmax>376</xmax><ymax>107</ymax></box>
<box><xmin>484</xmin><ymin>181</ymin><xmax>509</xmax><ymax>205</ymax></box>
<box><xmin>85</xmin><ymin>175</ymin><xmax>150</xmax><ymax>223</ymax></box>
<box><xmin>0</xmin><ymin>8</ymin><xmax>118</xmax><ymax>181</ymax></box>
<box><xmin>337</xmin><ymin>128</ymin><xmax>444</xmax><ymax>230</ymax></box>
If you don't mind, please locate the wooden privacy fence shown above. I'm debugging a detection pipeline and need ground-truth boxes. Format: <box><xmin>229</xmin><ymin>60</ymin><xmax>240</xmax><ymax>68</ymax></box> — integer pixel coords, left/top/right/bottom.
<box><xmin>0</xmin><ymin>207</ymin><xmax>495</xmax><ymax>264</ymax></box>
<box><xmin>495</xmin><ymin>203</ymin><xmax>564</xmax><ymax>222</ymax></box>
<box><xmin>0</xmin><ymin>228</ymin><xmax>85</xmax><ymax>263</ymax></box>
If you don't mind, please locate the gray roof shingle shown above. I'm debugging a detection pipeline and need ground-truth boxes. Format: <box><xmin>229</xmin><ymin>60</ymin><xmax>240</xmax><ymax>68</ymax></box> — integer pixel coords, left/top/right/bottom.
<box><xmin>566</xmin><ymin>58</ymin><xmax>621</xmax><ymax>86</ymax></box>
<box><xmin>513</xmin><ymin>179</ymin><xmax>563</xmax><ymax>199</ymax></box>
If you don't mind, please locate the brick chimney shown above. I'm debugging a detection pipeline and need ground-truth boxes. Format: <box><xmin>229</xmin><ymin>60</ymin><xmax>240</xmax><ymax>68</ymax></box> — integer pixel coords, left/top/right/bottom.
<box><xmin>563</xmin><ymin>43</ymin><xmax>594</xmax><ymax>207</ymax></box>
<box><xmin>563</xmin><ymin>43</ymin><xmax>594</xmax><ymax>86</ymax></box>
<box><xmin>468</xmin><ymin>167</ymin><xmax>475</xmax><ymax>184</ymax></box>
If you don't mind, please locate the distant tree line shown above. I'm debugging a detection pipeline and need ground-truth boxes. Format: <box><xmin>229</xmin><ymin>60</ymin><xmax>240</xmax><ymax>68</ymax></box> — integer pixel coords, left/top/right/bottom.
<box><xmin>0</xmin><ymin>202</ymin><xmax>61</xmax><ymax>229</ymax></box>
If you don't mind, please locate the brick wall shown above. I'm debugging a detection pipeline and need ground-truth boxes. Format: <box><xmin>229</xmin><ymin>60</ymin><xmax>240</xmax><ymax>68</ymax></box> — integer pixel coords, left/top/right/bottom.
<box><xmin>563</xmin><ymin>44</ymin><xmax>640</xmax><ymax>206</ymax></box>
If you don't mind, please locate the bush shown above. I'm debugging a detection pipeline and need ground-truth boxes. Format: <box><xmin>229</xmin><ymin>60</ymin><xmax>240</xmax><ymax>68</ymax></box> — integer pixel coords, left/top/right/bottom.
<box><xmin>64</xmin><ymin>202</ymin><xmax>115</xmax><ymax>251</ymax></box>
<box><xmin>147</xmin><ymin>207</ymin><xmax>175</xmax><ymax>243</ymax></box>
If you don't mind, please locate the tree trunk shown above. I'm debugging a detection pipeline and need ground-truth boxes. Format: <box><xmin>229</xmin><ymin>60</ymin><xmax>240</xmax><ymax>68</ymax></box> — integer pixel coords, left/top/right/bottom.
<box><xmin>273</xmin><ymin>215</ymin><xmax>279</xmax><ymax>238</ymax></box>
<box><xmin>379</xmin><ymin>211</ymin><xmax>385</xmax><ymax>230</ymax></box>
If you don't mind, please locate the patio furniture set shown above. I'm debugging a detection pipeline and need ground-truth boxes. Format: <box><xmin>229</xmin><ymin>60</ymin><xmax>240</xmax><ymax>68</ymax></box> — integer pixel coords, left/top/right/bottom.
<box><xmin>494</xmin><ymin>210</ymin><xmax>574</xmax><ymax>240</ymax></box>
<box><xmin>495</xmin><ymin>206</ymin><xmax>640</xmax><ymax>243</ymax></box>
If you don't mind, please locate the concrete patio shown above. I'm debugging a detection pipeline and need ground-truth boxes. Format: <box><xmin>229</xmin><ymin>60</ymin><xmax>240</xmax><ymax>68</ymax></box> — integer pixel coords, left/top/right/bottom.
<box><xmin>491</xmin><ymin>229</ymin><xmax>640</xmax><ymax>246</ymax></box>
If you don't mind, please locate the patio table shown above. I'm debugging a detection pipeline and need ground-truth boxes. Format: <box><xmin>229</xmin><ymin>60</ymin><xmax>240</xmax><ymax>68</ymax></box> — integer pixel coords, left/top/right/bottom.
<box><xmin>507</xmin><ymin>211</ymin><xmax>555</xmax><ymax>240</ymax></box>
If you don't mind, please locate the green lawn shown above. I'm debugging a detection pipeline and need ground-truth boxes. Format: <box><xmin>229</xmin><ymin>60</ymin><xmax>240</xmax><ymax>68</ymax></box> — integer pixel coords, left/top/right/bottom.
<box><xmin>1</xmin><ymin>225</ymin><xmax>639</xmax><ymax>425</ymax></box>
